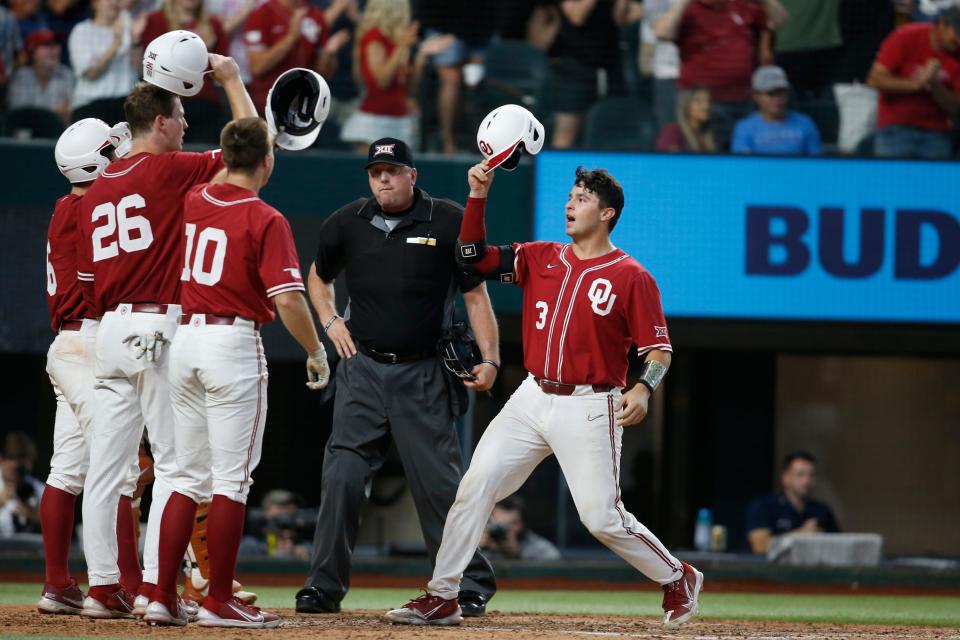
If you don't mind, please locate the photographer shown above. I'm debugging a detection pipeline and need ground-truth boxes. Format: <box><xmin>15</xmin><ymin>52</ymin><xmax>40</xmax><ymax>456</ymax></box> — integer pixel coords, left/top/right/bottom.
<box><xmin>0</xmin><ymin>432</ymin><xmax>45</xmax><ymax>538</ymax></box>
<box><xmin>241</xmin><ymin>489</ymin><xmax>314</xmax><ymax>559</ymax></box>
<box><xmin>479</xmin><ymin>497</ymin><xmax>561</xmax><ymax>561</ymax></box>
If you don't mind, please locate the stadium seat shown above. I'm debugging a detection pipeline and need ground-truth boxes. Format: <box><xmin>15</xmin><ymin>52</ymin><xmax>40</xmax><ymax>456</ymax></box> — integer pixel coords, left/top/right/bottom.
<box><xmin>3</xmin><ymin>107</ymin><xmax>65</xmax><ymax>139</ymax></box>
<box><xmin>582</xmin><ymin>96</ymin><xmax>657</xmax><ymax>151</ymax></box>
<box><xmin>479</xmin><ymin>40</ymin><xmax>552</xmax><ymax>115</ymax></box>
<box><xmin>794</xmin><ymin>99</ymin><xmax>839</xmax><ymax>147</ymax></box>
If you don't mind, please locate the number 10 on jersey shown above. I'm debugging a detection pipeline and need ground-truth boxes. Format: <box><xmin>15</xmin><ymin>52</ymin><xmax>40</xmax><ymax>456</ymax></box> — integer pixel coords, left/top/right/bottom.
<box><xmin>182</xmin><ymin>223</ymin><xmax>227</xmax><ymax>286</ymax></box>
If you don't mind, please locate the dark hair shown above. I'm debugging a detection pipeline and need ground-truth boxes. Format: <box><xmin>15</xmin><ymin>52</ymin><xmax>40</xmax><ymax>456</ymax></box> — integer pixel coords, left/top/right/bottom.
<box><xmin>495</xmin><ymin>495</ymin><xmax>526</xmax><ymax>513</ymax></box>
<box><xmin>783</xmin><ymin>451</ymin><xmax>816</xmax><ymax>471</ymax></box>
<box><xmin>574</xmin><ymin>166</ymin><xmax>625</xmax><ymax>231</ymax></box>
<box><xmin>124</xmin><ymin>82</ymin><xmax>178</xmax><ymax>137</ymax></box>
<box><xmin>221</xmin><ymin>117</ymin><xmax>271</xmax><ymax>174</ymax></box>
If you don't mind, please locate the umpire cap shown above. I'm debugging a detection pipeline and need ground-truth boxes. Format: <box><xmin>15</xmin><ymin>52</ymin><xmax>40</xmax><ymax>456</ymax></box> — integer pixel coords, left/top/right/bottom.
<box><xmin>366</xmin><ymin>137</ymin><xmax>415</xmax><ymax>169</ymax></box>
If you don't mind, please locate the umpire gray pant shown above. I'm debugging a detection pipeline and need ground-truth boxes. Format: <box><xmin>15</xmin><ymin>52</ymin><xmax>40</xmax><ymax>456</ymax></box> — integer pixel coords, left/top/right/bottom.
<box><xmin>304</xmin><ymin>350</ymin><xmax>497</xmax><ymax>603</ymax></box>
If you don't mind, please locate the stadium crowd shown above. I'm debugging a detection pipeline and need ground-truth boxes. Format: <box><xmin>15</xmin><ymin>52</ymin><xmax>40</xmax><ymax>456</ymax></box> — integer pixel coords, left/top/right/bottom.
<box><xmin>0</xmin><ymin>0</ymin><xmax>958</xmax><ymax>158</ymax></box>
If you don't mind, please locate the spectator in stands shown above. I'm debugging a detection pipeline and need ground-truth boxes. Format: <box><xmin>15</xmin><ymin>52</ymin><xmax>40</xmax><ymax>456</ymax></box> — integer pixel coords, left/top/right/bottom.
<box><xmin>0</xmin><ymin>432</ymin><xmax>45</xmax><ymax>538</ymax></box>
<box><xmin>654</xmin><ymin>0</ymin><xmax>788</xmax><ymax>149</ymax></box>
<box><xmin>10</xmin><ymin>0</ymin><xmax>51</xmax><ymax>44</ymax></box>
<box><xmin>340</xmin><ymin>0</ymin><xmax>452</xmax><ymax>152</ymax></box>
<box><xmin>732</xmin><ymin>65</ymin><xmax>822</xmax><ymax>154</ymax></box>
<box><xmin>867</xmin><ymin>6</ymin><xmax>960</xmax><ymax>159</ymax></box>
<box><xmin>140</xmin><ymin>0</ymin><xmax>228</xmax><ymax>143</ymax></box>
<box><xmin>240</xmin><ymin>489</ymin><xmax>312</xmax><ymax>558</ymax></box>
<box><xmin>243</xmin><ymin>0</ymin><xmax>351</xmax><ymax>114</ymax></box>
<box><xmin>207</xmin><ymin>0</ymin><xmax>262</xmax><ymax>83</ymax></box>
<box><xmin>7</xmin><ymin>29</ymin><xmax>74</xmax><ymax>123</ymax></box>
<box><xmin>656</xmin><ymin>85</ymin><xmax>716</xmax><ymax>151</ymax></box>
<box><xmin>746</xmin><ymin>452</ymin><xmax>839</xmax><ymax>555</ymax></box>
<box><xmin>832</xmin><ymin>0</ymin><xmax>896</xmax><ymax>154</ymax></box>
<box><xmin>416</xmin><ymin>1</ymin><xmax>498</xmax><ymax>154</ymax></box>
<box><xmin>644</xmin><ymin>0</ymin><xmax>681</xmax><ymax>131</ymax></box>
<box><xmin>479</xmin><ymin>496</ymin><xmax>561</xmax><ymax>561</ymax></box>
<box><xmin>774</xmin><ymin>0</ymin><xmax>842</xmax><ymax>99</ymax></box>
<box><xmin>911</xmin><ymin>0</ymin><xmax>960</xmax><ymax>22</ymax></box>
<box><xmin>67</xmin><ymin>0</ymin><xmax>138</xmax><ymax>124</ymax></box>
<box><xmin>548</xmin><ymin>0</ymin><xmax>644</xmax><ymax>149</ymax></box>
<box><xmin>0</xmin><ymin>6</ymin><xmax>22</xmax><ymax>91</ymax></box>
<box><xmin>493</xmin><ymin>0</ymin><xmax>562</xmax><ymax>51</ymax></box>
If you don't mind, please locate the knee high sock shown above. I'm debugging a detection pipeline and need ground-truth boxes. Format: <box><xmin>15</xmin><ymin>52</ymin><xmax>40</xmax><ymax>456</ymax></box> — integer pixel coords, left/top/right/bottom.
<box><xmin>40</xmin><ymin>485</ymin><xmax>76</xmax><ymax>587</ymax></box>
<box><xmin>155</xmin><ymin>492</ymin><xmax>198</xmax><ymax>597</ymax></box>
<box><xmin>206</xmin><ymin>496</ymin><xmax>245</xmax><ymax>603</ymax></box>
<box><xmin>117</xmin><ymin>495</ymin><xmax>143</xmax><ymax>593</ymax></box>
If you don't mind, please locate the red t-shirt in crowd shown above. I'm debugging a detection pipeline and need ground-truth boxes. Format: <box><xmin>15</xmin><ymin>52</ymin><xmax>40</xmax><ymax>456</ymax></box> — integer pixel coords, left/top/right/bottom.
<box><xmin>676</xmin><ymin>0</ymin><xmax>767</xmax><ymax>103</ymax></box>
<box><xmin>656</xmin><ymin>122</ymin><xmax>691</xmax><ymax>151</ymax></box>
<box><xmin>141</xmin><ymin>13</ymin><xmax>228</xmax><ymax>105</ymax></box>
<box><xmin>180</xmin><ymin>183</ymin><xmax>305</xmax><ymax>324</ymax></box>
<box><xmin>77</xmin><ymin>150</ymin><xmax>224</xmax><ymax>315</ymax></box>
<box><xmin>512</xmin><ymin>241</ymin><xmax>672</xmax><ymax>388</ymax></box>
<box><xmin>244</xmin><ymin>0</ymin><xmax>330</xmax><ymax>112</ymax></box>
<box><xmin>875</xmin><ymin>22</ymin><xmax>960</xmax><ymax>131</ymax></box>
<box><xmin>47</xmin><ymin>193</ymin><xmax>91</xmax><ymax>332</ymax></box>
<box><xmin>358</xmin><ymin>27</ymin><xmax>408</xmax><ymax>117</ymax></box>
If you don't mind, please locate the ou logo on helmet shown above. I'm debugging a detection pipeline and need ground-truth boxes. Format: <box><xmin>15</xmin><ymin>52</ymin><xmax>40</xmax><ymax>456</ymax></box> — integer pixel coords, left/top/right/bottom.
<box><xmin>588</xmin><ymin>278</ymin><xmax>616</xmax><ymax>316</ymax></box>
<box><xmin>478</xmin><ymin>140</ymin><xmax>493</xmax><ymax>156</ymax></box>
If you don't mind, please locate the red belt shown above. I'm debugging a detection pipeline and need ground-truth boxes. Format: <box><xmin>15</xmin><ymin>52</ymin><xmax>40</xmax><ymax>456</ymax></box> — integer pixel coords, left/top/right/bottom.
<box><xmin>59</xmin><ymin>319</ymin><xmax>83</xmax><ymax>331</ymax></box>
<box><xmin>111</xmin><ymin>303</ymin><xmax>170</xmax><ymax>314</ymax></box>
<box><xmin>181</xmin><ymin>314</ymin><xmax>260</xmax><ymax>330</ymax></box>
<box><xmin>534</xmin><ymin>377</ymin><xmax>613</xmax><ymax>396</ymax></box>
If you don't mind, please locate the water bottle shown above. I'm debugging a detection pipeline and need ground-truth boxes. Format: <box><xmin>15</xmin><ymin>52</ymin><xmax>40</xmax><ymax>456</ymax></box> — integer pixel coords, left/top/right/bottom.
<box><xmin>694</xmin><ymin>508</ymin><xmax>712</xmax><ymax>552</ymax></box>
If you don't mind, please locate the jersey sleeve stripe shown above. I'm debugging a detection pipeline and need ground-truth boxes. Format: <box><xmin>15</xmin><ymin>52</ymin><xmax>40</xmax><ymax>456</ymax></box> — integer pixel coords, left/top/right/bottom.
<box><xmin>637</xmin><ymin>343</ymin><xmax>673</xmax><ymax>354</ymax></box>
<box><xmin>265</xmin><ymin>283</ymin><xmax>306</xmax><ymax>297</ymax></box>
<box><xmin>265</xmin><ymin>281</ymin><xmax>305</xmax><ymax>294</ymax></box>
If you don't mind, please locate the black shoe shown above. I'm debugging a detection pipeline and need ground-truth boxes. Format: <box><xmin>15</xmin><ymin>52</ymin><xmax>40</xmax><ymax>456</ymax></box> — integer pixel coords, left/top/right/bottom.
<box><xmin>458</xmin><ymin>591</ymin><xmax>488</xmax><ymax>617</ymax></box>
<box><xmin>295</xmin><ymin>587</ymin><xmax>341</xmax><ymax>614</ymax></box>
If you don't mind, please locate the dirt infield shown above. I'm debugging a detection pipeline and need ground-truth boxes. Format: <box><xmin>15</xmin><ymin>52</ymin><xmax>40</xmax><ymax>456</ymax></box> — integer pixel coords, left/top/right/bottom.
<box><xmin>3</xmin><ymin>606</ymin><xmax>957</xmax><ymax>640</ymax></box>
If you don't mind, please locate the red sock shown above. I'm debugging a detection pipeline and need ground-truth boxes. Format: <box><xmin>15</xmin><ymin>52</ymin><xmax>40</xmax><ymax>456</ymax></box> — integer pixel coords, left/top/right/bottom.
<box><xmin>117</xmin><ymin>496</ymin><xmax>142</xmax><ymax>593</ymax></box>
<box><xmin>206</xmin><ymin>495</ymin><xmax>245</xmax><ymax>603</ymax></box>
<box><xmin>156</xmin><ymin>492</ymin><xmax>198</xmax><ymax>598</ymax></box>
<box><xmin>40</xmin><ymin>485</ymin><xmax>76</xmax><ymax>587</ymax></box>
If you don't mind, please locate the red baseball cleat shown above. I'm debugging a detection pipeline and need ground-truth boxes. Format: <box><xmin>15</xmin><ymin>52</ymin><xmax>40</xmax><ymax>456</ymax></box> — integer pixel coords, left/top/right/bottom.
<box><xmin>37</xmin><ymin>577</ymin><xmax>84</xmax><ymax>615</ymax></box>
<box><xmin>383</xmin><ymin>591</ymin><xmax>463</xmax><ymax>626</ymax></box>
<box><xmin>661</xmin><ymin>561</ymin><xmax>704</xmax><ymax>627</ymax></box>
<box><xmin>81</xmin><ymin>585</ymin><xmax>136</xmax><ymax>619</ymax></box>
<box><xmin>196</xmin><ymin>596</ymin><xmax>280</xmax><ymax>628</ymax></box>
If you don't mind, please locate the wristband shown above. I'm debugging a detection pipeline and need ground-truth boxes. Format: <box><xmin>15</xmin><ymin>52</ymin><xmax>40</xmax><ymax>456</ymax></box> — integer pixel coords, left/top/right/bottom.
<box><xmin>323</xmin><ymin>315</ymin><xmax>340</xmax><ymax>333</ymax></box>
<box><xmin>638</xmin><ymin>359</ymin><xmax>667</xmax><ymax>394</ymax></box>
<box><xmin>480</xmin><ymin>359</ymin><xmax>500</xmax><ymax>371</ymax></box>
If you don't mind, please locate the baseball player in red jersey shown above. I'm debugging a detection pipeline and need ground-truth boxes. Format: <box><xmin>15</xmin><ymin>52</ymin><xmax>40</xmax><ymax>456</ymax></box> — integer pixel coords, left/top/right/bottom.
<box><xmin>386</xmin><ymin>160</ymin><xmax>703</xmax><ymax>627</ymax></box>
<box><xmin>76</xmin><ymin>55</ymin><xmax>257</xmax><ymax>619</ymax></box>
<box><xmin>143</xmin><ymin>117</ymin><xmax>329</xmax><ymax>628</ymax></box>
<box><xmin>39</xmin><ymin>119</ymin><xmax>143</xmax><ymax>615</ymax></box>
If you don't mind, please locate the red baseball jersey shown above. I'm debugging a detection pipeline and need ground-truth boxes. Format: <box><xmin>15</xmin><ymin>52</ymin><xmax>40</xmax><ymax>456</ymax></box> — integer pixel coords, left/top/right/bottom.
<box><xmin>179</xmin><ymin>183</ymin><xmax>305</xmax><ymax>324</ymax></box>
<box><xmin>513</xmin><ymin>242</ymin><xmax>671</xmax><ymax>388</ymax></box>
<box><xmin>77</xmin><ymin>150</ymin><xmax>224</xmax><ymax>315</ymax></box>
<box><xmin>46</xmin><ymin>193</ymin><xmax>90</xmax><ymax>333</ymax></box>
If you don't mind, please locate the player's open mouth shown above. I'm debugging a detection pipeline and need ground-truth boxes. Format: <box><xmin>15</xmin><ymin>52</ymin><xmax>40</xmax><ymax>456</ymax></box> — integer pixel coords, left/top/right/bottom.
<box><xmin>566</xmin><ymin>214</ymin><xmax>575</xmax><ymax>223</ymax></box>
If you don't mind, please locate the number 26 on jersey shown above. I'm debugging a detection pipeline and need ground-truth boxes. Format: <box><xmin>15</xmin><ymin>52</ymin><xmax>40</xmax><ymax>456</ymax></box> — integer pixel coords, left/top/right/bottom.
<box><xmin>91</xmin><ymin>194</ymin><xmax>154</xmax><ymax>261</ymax></box>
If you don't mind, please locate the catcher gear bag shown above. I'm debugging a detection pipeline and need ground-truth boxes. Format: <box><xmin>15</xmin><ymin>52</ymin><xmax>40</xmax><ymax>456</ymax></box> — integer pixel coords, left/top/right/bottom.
<box><xmin>143</xmin><ymin>30</ymin><xmax>209</xmax><ymax>97</ymax></box>
<box><xmin>477</xmin><ymin>104</ymin><xmax>545</xmax><ymax>171</ymax></box>
<box><xmin>55</xmin><ymin>118</ymin><xmax>113</xmax><ymax>183</ymax></box>
<box><xmin>266</xmin><ymin>68</ymin><xmax>331</xmax><ymax>151</ymax></box>
<box><xmin>439</xmin><ymin>321</ymin><xmax>482</xmax><ymax>382</ymax></box>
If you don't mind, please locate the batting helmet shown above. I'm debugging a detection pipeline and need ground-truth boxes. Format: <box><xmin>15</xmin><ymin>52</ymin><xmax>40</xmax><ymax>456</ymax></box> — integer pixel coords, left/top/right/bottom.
<box><xmin>142</xmin><ymin>30</ymin><xmax>209</xmax><ymax>97</ymax></box>
<box><xmin>55</xmin><ymin>118</ymin><xmax>113</xmax><ymax>184</ymax></box>
<box><xmin>439</xmin><ymin>322</ymin><xmax>482</xmax><ymax>382</ymax></box>
<box><xmin>266</xmin><ymin>68</ymin><xmax>331</xmax><ymax>151</ymax></box>
<box><xmin>477</xmin><ymin>104</ymin><xmax>544</xmax><ymax>171</ymax></box>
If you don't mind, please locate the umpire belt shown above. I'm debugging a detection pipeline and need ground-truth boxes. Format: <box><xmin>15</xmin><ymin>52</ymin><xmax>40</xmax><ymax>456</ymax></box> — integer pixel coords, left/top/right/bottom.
<box><xmin>357</xmin><ymin>342</ymin><xmax>435</xmax><ymax>364</ymax></box>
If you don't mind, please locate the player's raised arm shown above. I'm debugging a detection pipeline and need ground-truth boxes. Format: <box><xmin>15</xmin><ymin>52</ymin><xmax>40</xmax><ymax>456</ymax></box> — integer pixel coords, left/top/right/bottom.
<box><xmin>209</xmin><ymin>53</ymin><xmax>257</xmax><ymax>120</ymax></box>
<box><xmin>456</xmin><ymin>161</ymin><xmax>515</xmax><ymax>278</ymax></box>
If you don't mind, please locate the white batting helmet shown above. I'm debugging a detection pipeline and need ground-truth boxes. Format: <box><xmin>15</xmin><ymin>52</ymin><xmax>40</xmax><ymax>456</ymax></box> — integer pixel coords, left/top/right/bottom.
<box><xmin>266</xmin><ymin>68</ymin><xmax>331</xmax><ymax>151</ymax></box>
<box><xmin>143</xmin><ymin>30</ymin><xmax>209</xmax><ymax>97</ymax></box>
<box><xmin>55</xmin><ymin>118</ymin><xmax>113</xmax><ymax>184</ymax></box>
<box><xmin>477</xmin><ymin>104</ymin><xmax>545</xmax><ymax>171</ymax></box>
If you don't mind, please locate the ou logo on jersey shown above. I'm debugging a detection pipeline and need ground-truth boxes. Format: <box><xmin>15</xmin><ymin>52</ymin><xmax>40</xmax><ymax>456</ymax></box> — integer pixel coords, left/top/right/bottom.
<box><xmin>588</xmin><ymin>278</ymin><xmax>616</xmax><ymax>316</ymax></box>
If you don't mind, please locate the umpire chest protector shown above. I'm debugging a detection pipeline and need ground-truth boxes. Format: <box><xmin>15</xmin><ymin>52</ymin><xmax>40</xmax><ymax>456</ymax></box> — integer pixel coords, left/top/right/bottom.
<box><xmin>314</xmin><ymin>188</ymin><xmax>482</xmax><ymax>354</ymax></box>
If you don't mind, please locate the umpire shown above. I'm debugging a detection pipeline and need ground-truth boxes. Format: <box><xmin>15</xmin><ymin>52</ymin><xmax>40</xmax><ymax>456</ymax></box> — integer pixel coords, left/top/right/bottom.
<box><xmin>296</xmin><ymin>138</ymin><xmax>499</xmax><ymax>616</ymax></box>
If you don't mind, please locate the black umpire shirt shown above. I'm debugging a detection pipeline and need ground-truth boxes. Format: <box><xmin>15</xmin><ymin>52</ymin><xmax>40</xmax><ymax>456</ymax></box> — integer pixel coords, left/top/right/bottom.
<box><xmin>314</xmin><ymin>187</ymin><xmax>482</xmax><ymax>353</ymax></box>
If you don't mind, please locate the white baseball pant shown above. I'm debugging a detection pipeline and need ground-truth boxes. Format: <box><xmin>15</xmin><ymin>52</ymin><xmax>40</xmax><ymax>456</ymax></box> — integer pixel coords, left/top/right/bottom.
<box><xmin>429</xmin><ymin>375</ymin><xmax>683</xmax><ymax>599</ymax></box>
<box><xmin>82</xmin><ymin>303</ymin><xmax>181</xmax><ymax>586</ymax></box>
<box><xmin>45</xmin><ymin>319</ymin><xmax>139</xmax><ymax>496</ymax></box>
<box><xmin>168</xmin><ymin>316</ymin><xmax>268</xmax><ymax>505</ymax></box>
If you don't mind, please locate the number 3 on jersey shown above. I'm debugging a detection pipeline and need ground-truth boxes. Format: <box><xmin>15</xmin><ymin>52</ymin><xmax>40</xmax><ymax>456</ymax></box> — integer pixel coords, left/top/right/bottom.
<box><xmin>535</xmin><ymin>301</ymin><xmax>548</xmax><ymax>330</ymax></box>
<box><xmin>182</xmin><ymin>223</ymin><xmax>227</xmax><ymax>286</ymax></box>
<box><xmin>91</xmin><ymin>194</ymin><xmax>153</xmax><ymax>261</ymax></box>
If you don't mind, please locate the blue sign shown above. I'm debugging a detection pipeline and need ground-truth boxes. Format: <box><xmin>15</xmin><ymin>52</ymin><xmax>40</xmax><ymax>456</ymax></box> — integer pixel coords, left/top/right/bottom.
<box><xmin>533</xmin><ymin>151</ymin><xmax>960</xmax><ymax>324</ymax></box>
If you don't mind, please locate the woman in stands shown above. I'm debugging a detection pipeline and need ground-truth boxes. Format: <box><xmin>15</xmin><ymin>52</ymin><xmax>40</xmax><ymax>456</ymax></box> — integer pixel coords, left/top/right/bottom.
<box><xmin>656</xmin><ymin>85</ymin><xmax>717</xmax><ymax>153</ymax></box>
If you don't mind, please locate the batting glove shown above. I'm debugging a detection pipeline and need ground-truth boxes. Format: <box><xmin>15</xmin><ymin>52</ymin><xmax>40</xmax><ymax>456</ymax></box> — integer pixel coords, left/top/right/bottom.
<box><xmin>123</xmin><ymin>332</ymin><xmax>150</xmax><ymax>359</ymax></box>
<box><xmin>109</xmin><ymin>121</ymin><xmax>133</xmax><ymax>159</ymax></box>
<box><xmin>146</xmin><ymin>331</ymin><xmax>169</xmax><ymax>362</ymax></box>
<box><xmin>306</xmin><ymin>345</ymin><xmax>330</xmax><ymax>390</ymax></box>
<box><xmin>122</xmin><ymin>331</ymin><xmax>169</xmax><ymax>362</ymax></box>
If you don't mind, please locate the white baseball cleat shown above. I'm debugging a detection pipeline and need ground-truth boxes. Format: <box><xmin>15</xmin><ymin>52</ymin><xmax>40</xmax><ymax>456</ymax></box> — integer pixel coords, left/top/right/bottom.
<box><xmin>196</xmin><ymin>596</ymin><xmax>280</xmax><ymax>628</ymax></box>
<box><xmin>143</xmin><ymin>595</ymin><xmax>190</xmax><ymax>627</ymax></box>
<box><xmin>133</xmin><ymin>594</ymin><xmax>149</xmax><ymax>617</ymax></box>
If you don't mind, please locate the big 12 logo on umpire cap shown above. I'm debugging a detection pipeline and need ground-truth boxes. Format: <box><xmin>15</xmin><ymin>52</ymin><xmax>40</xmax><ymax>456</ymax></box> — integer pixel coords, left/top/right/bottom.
<box><xmin>374</xmin><ymin>144</ymin><xmax>396</xmax><ymax>156</ymax></box>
